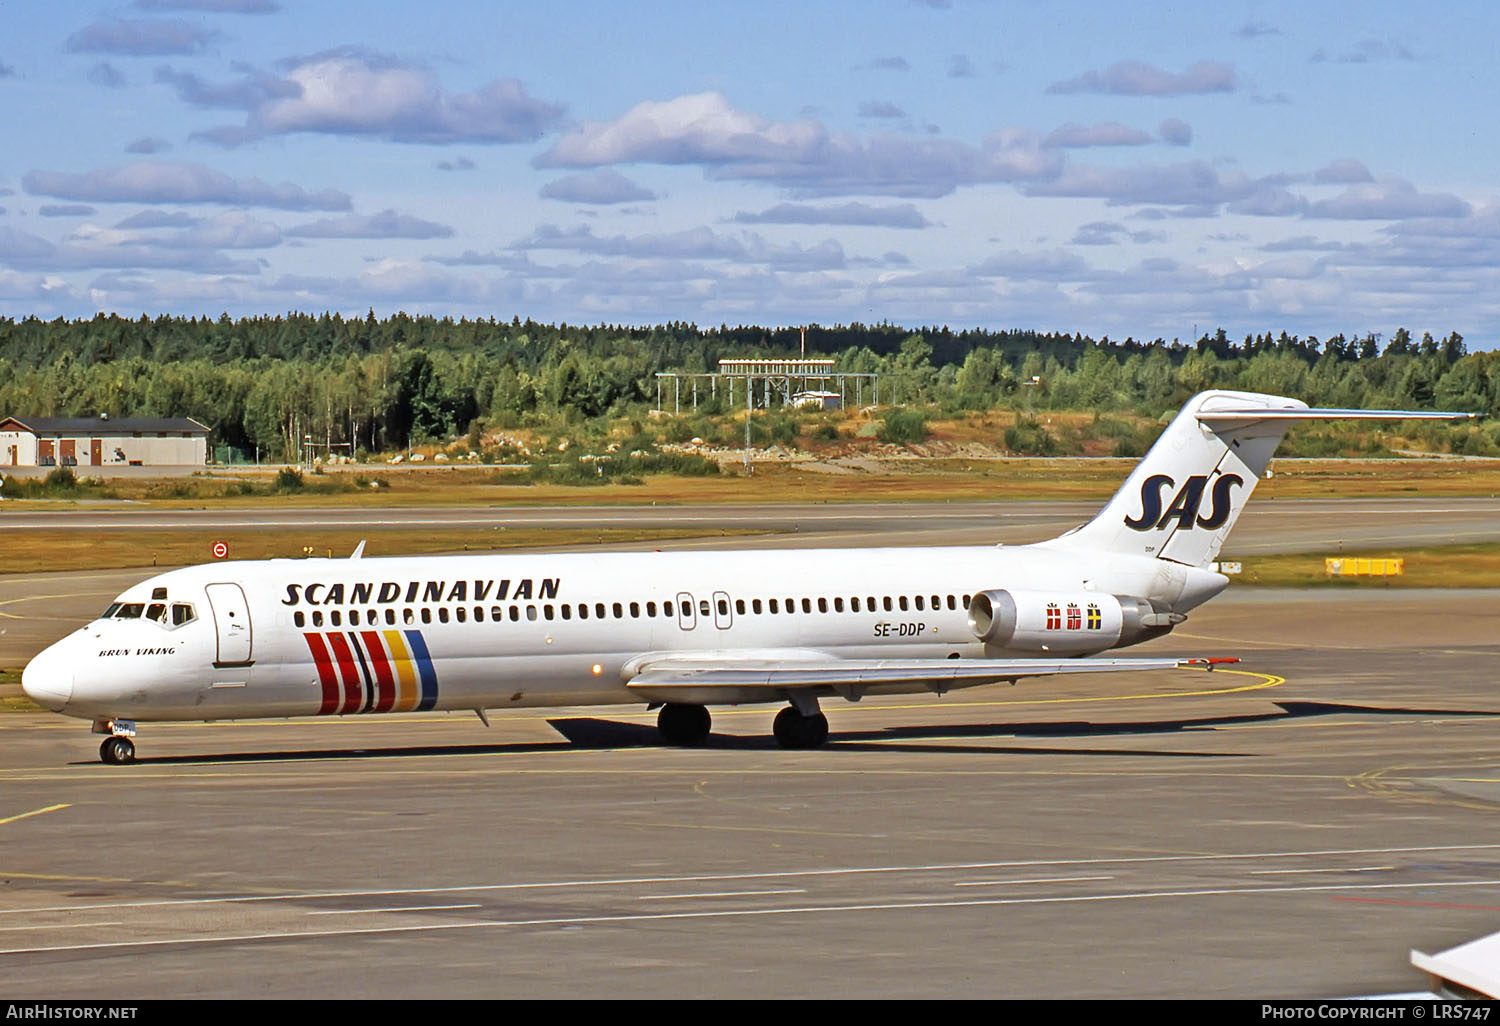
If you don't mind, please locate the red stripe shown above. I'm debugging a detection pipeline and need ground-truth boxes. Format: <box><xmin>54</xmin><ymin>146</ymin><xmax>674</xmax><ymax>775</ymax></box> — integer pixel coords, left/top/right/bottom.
<box><xmin>325</xmin><ymin>632</ymin><xmax>363</xmax><ymax>714</ymax></box>
<box><xmin>304</xmin><ymin>633</ymin><xmax>341</xmax><ymax>716</ymax></box>
<box><xmin>361</xmin><ymin>631</ymin><xmax>398</xmax><ymax>713</ymax></box>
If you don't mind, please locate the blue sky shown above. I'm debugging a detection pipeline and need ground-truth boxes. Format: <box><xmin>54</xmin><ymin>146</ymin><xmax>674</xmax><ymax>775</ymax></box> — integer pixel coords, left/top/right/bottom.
<box><xmin>2</xmin><ymin>0</ymin><xmax>1497</xmax><ymax>346</ymax></box>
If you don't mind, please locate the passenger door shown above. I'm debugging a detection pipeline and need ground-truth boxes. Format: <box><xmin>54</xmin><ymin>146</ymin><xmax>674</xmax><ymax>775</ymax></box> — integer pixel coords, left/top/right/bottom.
<box><xmin>205</xmin><ymin>582</ymin><xmax>254</xmax><ymax>667</ymax></box>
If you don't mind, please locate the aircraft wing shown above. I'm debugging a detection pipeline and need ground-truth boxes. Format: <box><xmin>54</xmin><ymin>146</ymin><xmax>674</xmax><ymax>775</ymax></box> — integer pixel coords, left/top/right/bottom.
<box><xmin>1412</xmin><ymin>930</ymin><xmax>1500</xmax><ymax>999</ymax></box>
<box><xmin>624</xmin><ymin>652</ymin><xmax>1229</xmax><ymax>705</ymax></box>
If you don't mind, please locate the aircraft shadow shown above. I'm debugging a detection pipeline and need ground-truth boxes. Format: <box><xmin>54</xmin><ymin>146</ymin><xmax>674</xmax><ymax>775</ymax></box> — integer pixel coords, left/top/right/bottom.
<box><xmin>76</xmin><ymin>700</ymin><xmax>1500</xmax><ymax>767</ymax></box>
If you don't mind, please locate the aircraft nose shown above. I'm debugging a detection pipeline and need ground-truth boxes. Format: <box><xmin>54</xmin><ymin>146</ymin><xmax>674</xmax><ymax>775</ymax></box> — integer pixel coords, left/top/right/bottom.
<box><xmin>22</xmin><ymin>644</ymin><xmax>74</xmax><ymax>712</ymax></box>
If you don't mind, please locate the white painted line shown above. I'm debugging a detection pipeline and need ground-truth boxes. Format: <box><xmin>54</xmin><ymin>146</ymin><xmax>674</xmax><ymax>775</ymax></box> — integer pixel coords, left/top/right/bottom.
<box><xmin>306</xmin><ymin>904</ymin><xmax>482</xmax><ymax>916</ymax></box>
<box><xmin>1249</xmin><ymin>867</ymin><xmax>1395</xmax><ymax>876</ymax></box>
<box><xmin>4</xmin><ymin>878</ymin><xmax>1500</xmax><ymax>957</ymax></box>
<box><xmin>4</xmin><ymin>843</ymin><xmax>1497</xmax><ymax>918</ymax></box>
<box><xmin>954</xmin><ymin>875</ymin><xmax>1115</xmax><ymax>887</ymax></box>
<box><xmin>638</xmin><ymin>889</ymin><xmax>807</xmax><ymax>901</ymax></box>
<box><xmin>0</xmin><ymin>921</ymin><xmax>125</xmax><ymax>933</ymax></box>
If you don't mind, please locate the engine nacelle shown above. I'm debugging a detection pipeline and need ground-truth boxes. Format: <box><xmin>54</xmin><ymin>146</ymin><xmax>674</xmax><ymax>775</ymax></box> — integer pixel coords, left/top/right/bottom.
<box><xmin>967</xmin><ymin>589</ymin><xmax>1183</xmax><ymax>655</ymax></box>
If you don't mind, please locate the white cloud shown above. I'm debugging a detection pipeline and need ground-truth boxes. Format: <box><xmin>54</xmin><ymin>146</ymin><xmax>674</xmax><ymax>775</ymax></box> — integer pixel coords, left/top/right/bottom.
<box><xmin>731</xmin><ymin>202</ymin><xmax>930</xmax><ymax>229</ymax></box>
<box><xmin>23</xmin><ymin>161</ymin><xmax>351</xmax><ymax>211</ymax></box>
<box><xmin>66</xmin><ymin>19</ymin><xmax>218</xmax><ymax>56</ymax></box>
<box><xmin>537</xmin><ymin>92</ymin><xmax>1061</xmax><ymax>198</ymax></box>
<box><xmin>539</xmin><ymin>170</ymin><xmax>658</xmax><ymax>205</ymax></box>
<box><xmin>1306</xmin><ymin>179</ymin><xmax>1470</xmax><ymax>220</ymax></box>
<box><xmin>285</xmin><ymin>210</ymin><xmax>454</xmax><ymax>239</ymax></box>
<box><xmin>1047</xmin><ymin>61</ymin><xmax>1237</xmax><ymax>96</ymax></box>
<box><xmin>255</xmin><ymin>52</ymin><xmax>563</xmax><ymax>144</ymax></box>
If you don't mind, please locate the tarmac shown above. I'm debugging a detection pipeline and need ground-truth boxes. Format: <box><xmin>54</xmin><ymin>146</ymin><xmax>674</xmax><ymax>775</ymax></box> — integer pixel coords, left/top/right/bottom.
<box><xmin>1</xmin><ymin>500</ymin><xmax>1498</xmax><ymax>999</ymax></box>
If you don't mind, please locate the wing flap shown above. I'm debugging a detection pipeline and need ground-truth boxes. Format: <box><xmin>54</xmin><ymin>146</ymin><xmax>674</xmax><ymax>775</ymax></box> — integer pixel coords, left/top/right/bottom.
<box><xmin>625</xmin><ymin>655</ymin><xmax>1229</xmax><ymax>704</ymax></box>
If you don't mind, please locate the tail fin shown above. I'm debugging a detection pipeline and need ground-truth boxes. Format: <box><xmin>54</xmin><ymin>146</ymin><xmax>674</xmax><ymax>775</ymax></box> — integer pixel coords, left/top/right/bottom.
<box><xmin>1045</xmin><ymin>390</ymin><xmax>1474</xmax><ymax>568</ymax></box>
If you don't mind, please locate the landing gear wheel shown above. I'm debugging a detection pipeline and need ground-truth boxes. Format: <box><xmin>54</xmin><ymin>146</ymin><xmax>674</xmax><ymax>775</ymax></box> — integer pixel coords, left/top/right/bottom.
<box><xmin>773</xmin><ymin>706</ymin><xmax>830</xmax><ymax>749</ymax></box>
<box><xmin>100</xmin><ymin>736</ymin><xmax>135</xmax><ymax>765</ymax></box>
<box><xmin>657</xmin><ymin>703</ymin><xmax>711</xmax><ymax>746</ymax></box>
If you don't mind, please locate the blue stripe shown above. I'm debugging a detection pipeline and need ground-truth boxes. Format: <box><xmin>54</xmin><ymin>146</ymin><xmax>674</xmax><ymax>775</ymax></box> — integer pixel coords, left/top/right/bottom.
<box><xmin>404</xmin><ymin>630</ymin><xmax>439</xmax><ymax>711</ymax></box>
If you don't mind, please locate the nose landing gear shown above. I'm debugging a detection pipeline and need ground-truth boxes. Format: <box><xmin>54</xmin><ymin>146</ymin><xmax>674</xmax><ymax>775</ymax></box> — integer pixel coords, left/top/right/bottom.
<box><xmin>99</xmin><ymin>736</ymin><xmax>136</xmax><ymax>765</ymax></box>
<box><xmin>93</xmin><ymin>718</ymin><xmax>138</xmax><ymax>765</ymax></box>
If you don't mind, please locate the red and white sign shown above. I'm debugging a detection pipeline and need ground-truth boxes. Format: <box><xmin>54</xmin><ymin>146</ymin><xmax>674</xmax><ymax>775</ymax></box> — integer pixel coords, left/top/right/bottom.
<box><xmin>212</xmin><ymin>541</ymin><xmax>229</xmax><ymax>559</ymax></box>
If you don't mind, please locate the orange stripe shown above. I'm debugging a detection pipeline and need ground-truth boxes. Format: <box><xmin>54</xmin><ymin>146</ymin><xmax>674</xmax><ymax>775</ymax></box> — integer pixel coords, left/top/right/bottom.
<box><xmin>383</xmin><ymin>630</ymin><xmax>418</xmax><ymax>711</ymax></box>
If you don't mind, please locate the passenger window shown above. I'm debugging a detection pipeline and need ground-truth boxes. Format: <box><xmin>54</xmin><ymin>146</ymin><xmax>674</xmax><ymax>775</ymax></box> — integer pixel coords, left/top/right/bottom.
<box><xmin>735</xmin><ymin>599</ymin><xmax>745</xmax><ymax>615</ymax></box>
<box><xmin>851</xmin><ymin>597</ymin><xmax>861</xmax><ymax>612</ymax></box>
<box><xmin>404</xmin><ymin>608</ymin><xmax>415</xmax><ymax>625</ymax></box>
<box><xmin>596</xmin><ymin>603</ymin><xmax>606</xmax><ymax>619</ymax></box>
<box><xmin>561</xmin><ymin>604</ymin><xmax>572</xmax><ymax>620</ymax></box>
<box><xmin>456</xmin><ymin>607</ymin><xmax>467</xmax><ymax>623</ymax></box>
<box><xmin>350</xmin><ymin>610</ymin><xmax>361</xmax><ymax>626</ymax></box>
<box><xmin>473</xmin><ymin>606</ymin><xmax>484</xmax><ymax>622</ymax></box>
<box><xmin>492</xmin><ymin>606</ymin><xmax>504</xmax><ymax>621</ymax></box>
<box><xmin>914</xmin><ymin>596</ymin><xmax>924</xmax><ymax>611</ymax></box>
<box><xmin>769</xmin><ymin>598</ymin><xmax>779</xmax><ymax>614</ymax></box>
<box><xmin>646</xmin><ymin>602</ymin><xmax>656</xmax><ymax>617</ymax></box>
<box><xmin>868</xmin><ymin>596</ymin><xmax>877</xmax><ymax>611</ymax></box>
<box><xmin>800</xmin><ymin>598</ymin><xmax>811</xmax><ymax>613</ymax></box>
<box><xmin>294</xmin><ymin>611</ymin><xmax>305</xmax><ymax>628</ymax></box>
<box><xmin>421</xmin><ymin>608</ymin><xmax>432</xmax><ymax>624</ymax></box>
<box><xmin>578</xmin><ymin>603</ymin><xmax>589</xmax><ymax>619</ymax></box>
<box><xmin>509</xmin><ymin>606</ymin><xmax>520</xmax><ymax>622</ymax></box>
<box><xmin>331</xmin><ymin>610</ymin><xmax>342</xmax><ymax>626</ymax></box>
<box><xmin>680</xmin><ymin>600</ymin><xmax>691</xmax><ymax>616</ymax></box>
<box><xmin>698</xmin><ymin>600</ymin><xmax>709</xmax><ymax>617</ymax></box>
<box><xmin>312</xmin><ymin>610</ymin><xmax>324</xmax><ymax>627</ymax></box>
<box><xmin>962</xmin><ymin>594</ymin><xmax>971</xmax><ymax>607</ymax></box>
<box><xmin>932</xmin><ymin>595</ymin><xmax>941</xmax><ymax>610</ymax></box>
<box><xmin>526</xmin><ymin>606</ymin><xmax>538</xmax><ymax>621</ymax></box>
<box><xmin>614</xmin><ymin>602</ymin><xmax>625</xmax><ymax>619</ymax></box>
<box><xmin>947</xmin><ymin>595</ymin><xmax>956</xmax><ymax>610</ymax></box>
<box><xmin>817</xmin><ymin>597</ymin><xmax>827</xmax><ymax>613</ymax></box>
<box><xmin>899</xmin><ymin>596</ymin><xmax>909</xmax><ymax>611</ymax></box>
<box><xmin>753</xmin><ymin>599</ymin><xmax>762</xmax><ymax>614</ymax></box>
<box><xmin>386</xmin><ymin>609</ymin><xmax>397</xmax><ymax>625</ymax></box>
<box><xmin>544</xmin><ymin>605</ymin><xmax>554</xmax><ymax>620</ymax></box>
<box><xmin>630</xmin><ymin>602</ymin><xmax>640</xmax><ymax>618</ymax></box>
<box><xmin>717</xmin><ymin>599</ymin><xmax>728</xmax><ymax>616</ymax></box>
<box><xmin>834</xmin><ymin>597</ymin><xmax>843</xmax><ymax>612</ymax></box>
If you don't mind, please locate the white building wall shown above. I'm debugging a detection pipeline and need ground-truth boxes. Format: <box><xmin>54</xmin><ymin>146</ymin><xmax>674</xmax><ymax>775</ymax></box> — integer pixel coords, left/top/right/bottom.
<box><xmin>0</xmin><ymin>430</ymin><xmax>38</xmax><ymax>466</ymax></box>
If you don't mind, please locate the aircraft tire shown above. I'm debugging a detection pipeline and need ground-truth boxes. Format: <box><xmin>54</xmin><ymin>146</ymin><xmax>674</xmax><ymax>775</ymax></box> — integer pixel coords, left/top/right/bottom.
<box><xmin>773</xmin><ymin>707</ymin><xmax>829</xmax><ymax>749</ymax></box>
<box><xmin>657</xmin><ymin>703</ymin><xmax>711</xmax><ymax>746</ymax></box>
<box><xmin>100</xmin><ymin>736</ymin><xmax>135</xmax><ymax>765</ymax></box>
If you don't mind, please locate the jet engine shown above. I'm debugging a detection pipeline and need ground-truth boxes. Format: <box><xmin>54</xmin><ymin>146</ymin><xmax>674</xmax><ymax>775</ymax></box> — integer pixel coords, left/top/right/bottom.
<box><xmin>967</xmin><ymin>589</ymin><xmax>1184</xmax><ymax>655</ymax></box>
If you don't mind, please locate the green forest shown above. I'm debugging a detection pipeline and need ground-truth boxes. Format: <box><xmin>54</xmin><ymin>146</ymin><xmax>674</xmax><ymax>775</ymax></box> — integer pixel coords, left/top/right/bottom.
<box><xmin>1</xmin><ymin>312</ymin><xmax>1495</xmax><ymax>461</ymax></box>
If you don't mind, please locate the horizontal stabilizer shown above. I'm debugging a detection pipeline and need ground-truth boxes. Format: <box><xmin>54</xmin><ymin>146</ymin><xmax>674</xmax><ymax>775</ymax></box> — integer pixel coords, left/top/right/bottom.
<box><xmin>1197</xmin><ymin>407</ymin><xmax>1475</xmax><ymax>423</ymax></box>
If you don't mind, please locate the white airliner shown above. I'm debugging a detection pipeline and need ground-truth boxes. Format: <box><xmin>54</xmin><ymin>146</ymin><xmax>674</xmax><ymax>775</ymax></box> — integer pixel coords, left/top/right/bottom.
<box><xmin>21</xmin><ymin>389</ymin><xmax>1471</xmax><ymax>763</ymax></box>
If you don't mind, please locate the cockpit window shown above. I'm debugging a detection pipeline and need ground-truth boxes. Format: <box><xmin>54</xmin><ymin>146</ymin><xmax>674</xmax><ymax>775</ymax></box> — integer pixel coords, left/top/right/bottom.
<box><xmin>146</xmin><ymin>603</ymin><xmax>167</xmax><ymax>623</ymax></box>
<box><xmin>171</xmin><ymin>603</ymin><xmax>196</xmax><ymax>627</ymax></box>
<box><xmin>114</xmin><ymin>603</ymin><xmax>145</xmax><ymax>619</ymax></box>
<box><xmin>102</xmin><ymin>603</ymin><xmax>122</xmax><ymax>620</ymax></box>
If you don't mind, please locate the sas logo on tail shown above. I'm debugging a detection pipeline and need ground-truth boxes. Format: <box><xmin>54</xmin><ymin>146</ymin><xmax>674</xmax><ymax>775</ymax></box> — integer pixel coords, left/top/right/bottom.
<box><xmin>1124</xmin><ymin>473</ymin><xmax>1244</xmax><ymax>532</ymax></box>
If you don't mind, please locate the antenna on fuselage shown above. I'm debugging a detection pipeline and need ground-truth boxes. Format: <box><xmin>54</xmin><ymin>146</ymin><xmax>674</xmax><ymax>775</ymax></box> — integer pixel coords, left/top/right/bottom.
<box><xmin>350</xmin><ymin>540</ymin><xmax>366</xmax><ymax>560</ymax></box>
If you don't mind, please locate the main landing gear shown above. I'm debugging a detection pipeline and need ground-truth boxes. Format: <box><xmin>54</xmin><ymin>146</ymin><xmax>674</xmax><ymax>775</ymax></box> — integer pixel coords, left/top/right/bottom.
<box><xmin>657</xmin><ymin>703</ymin><xmax>712</xmax><ymax>746</ymax></box>
<box><xmin>99</xmin><ymin>736</ymin><xmax>136</xmax><ymax>765</ymax></box>
<box><xmin>653</xmin><ymin>699</ymin><xmax>832</xmax><ymax>749</ymax></box>
<box><xmin>772</xmin><ymin>705</ymin><xmax>829</xmax><ymax>749</ymax></box>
